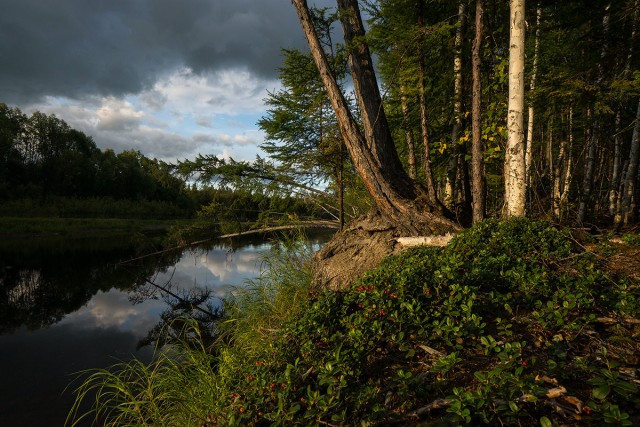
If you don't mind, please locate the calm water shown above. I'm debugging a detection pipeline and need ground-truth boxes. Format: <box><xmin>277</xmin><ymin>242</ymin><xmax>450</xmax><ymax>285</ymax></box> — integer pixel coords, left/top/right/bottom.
<box><xmin>0</xmin><ymin>232</ymin><xmax>328</xmax><ymax>426</ymax></box>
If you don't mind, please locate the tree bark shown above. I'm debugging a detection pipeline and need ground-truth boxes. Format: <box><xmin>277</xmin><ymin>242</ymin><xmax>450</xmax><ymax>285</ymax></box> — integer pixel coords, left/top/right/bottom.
<box><xmin>471</xmin><ymin>0</ymin><xmax>486</xmax><ymax>223</ymax></box>
<box><xmin>578</xmin><ymin>109</ymin><xmax>597</xmax><ymax>224</ymax></box>
<box><xmin>417</xmin><ymin>1</ymin><xmax>438</xmax><ymax>205</ymax></box>
<box><xmin>504</xmin><ymin>0</ymin><xmax>527</xmax><ymax>218</ymax></box>
<box><xmin>616</xmin><ymin>98</ymin><xmax>640</xmax><ymax>227</ymax></box>
<box><xmin>399</xmin><ymin>85</ymin><xmax>417</xmax><ymax>180</ymax></box>
<box><xmin>525</xmin><ymin>2</ymin><xmax>541</xmax><ymax>187</ymax></box>
<box><xmin>578</xmin><ymin>4</ymin><xmax>610</xmax><ymax>224</ymax></box>
<box><xmin>444</xmin><ymin>1</ymin><xmax>466</xmax><ymax>209</ymax></box>
<box><xmin>291</xmin><ymin>0</ymin><xmax>459</xmax><ymax>234</ymax></box>
<box><xmin>609</xmin><ymin>111</ymin><xmax>622</xmax><ymax>215</ymax></box>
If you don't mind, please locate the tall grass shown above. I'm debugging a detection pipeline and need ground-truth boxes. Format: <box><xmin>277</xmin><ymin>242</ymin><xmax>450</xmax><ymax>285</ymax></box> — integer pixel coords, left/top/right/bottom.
<box><xmin>65</xmin><ymin>231</ymin><xmax>316</xmax><ymax>427</ymax></box>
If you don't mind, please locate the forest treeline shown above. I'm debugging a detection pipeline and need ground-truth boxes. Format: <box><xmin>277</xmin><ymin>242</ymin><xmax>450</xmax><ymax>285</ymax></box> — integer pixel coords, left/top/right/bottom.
<box><xmin>0</xmin><ymin>103</ymin><xmax>326</xmax><ymax>224</ymax></box>
<box><xmin>254</xmin><ymin>0</ymin><xmax>640</xmax><ymax>229</ymax></box>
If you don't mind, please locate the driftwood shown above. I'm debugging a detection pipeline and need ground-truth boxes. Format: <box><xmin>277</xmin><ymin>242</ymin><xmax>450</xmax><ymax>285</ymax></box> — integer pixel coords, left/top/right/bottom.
<box><xmin>121</xmin><ymin>220</ymin><xmax>339</xmax><ymax>264</ymax></box>
<box><xmin>395</xmin><ymin>233</ymin><xmax>455</xmax><ymax>248</ymax></box>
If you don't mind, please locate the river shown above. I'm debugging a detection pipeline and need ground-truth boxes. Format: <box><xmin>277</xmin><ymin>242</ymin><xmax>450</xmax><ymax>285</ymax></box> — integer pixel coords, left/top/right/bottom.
<box><xmin>0</xmin><ymin>230</ymin><xmax>329</xmax><ymax>426</ymax></box>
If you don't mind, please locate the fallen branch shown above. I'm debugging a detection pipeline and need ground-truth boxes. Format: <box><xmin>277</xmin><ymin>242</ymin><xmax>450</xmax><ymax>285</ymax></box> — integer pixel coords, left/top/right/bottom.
<box><xmin>596</xmin><ymin>316</ymin><xmax>640</xmax><ymax>325</ymax></box>
<box><xmin>218</xmin><ymin>221</ymin><xmax>339</xmax><ymax>239</ymax></box>
<box><xmin>417</xmin><ymin>344</ymin><xmax>446</xmax><ymax>357</ymax></box>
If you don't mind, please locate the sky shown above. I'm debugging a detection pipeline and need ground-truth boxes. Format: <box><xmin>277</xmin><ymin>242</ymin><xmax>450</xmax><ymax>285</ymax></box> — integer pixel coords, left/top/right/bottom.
<box><xmin>0</xmin><ymin>0</ymin><xmax>334</xmax><ymax>163</ymax></box>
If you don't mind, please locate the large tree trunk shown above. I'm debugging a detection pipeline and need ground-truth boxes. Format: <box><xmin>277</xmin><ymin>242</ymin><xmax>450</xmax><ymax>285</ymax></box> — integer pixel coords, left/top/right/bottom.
<box><xmin>504</xmin><ymin>0</ymin><xmax>526</xmax><ymax>218</ymax></box>
<box><xmin>291</xmin><ymin>0</ymin><xmax>459</xmax><ymax>235</ymax></box>
<box><xmin>445</xmin><ymin>1</ymin><xmax>466</xmax><ymax>209</ymax></box>
<box><xmin>471</xmin><ymin>0</ymin><xmax>486</xmax><ymax>223</ymax></box>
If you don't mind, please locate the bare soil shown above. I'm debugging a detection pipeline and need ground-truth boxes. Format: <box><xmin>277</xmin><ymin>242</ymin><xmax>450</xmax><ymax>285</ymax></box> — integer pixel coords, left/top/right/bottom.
<box><xmin>311</xmin><ymin>210</ymin><xmax>460</xmax><ymax>290</ymax></box>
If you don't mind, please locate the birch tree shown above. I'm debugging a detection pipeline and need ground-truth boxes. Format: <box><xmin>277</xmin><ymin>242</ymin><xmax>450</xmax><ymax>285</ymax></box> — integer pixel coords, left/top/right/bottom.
<box><xmin>504</xmin><ymin>0</ymin><xmax>526</xmax><ymax>217</ymax></box>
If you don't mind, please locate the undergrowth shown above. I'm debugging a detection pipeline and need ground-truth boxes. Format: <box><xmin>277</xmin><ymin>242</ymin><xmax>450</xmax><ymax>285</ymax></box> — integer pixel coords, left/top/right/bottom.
<box><xmin>67</xmin><ymin>219</ymin><xmax>640</xmax><ymax>426</ymax></box>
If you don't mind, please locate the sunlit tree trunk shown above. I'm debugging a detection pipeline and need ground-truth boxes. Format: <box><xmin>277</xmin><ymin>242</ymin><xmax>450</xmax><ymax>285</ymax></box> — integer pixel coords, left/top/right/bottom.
<box><xmin>471</xmin><ymin>0</ymin><xmax>485</xmax><ymax>223</ymax></box>
<box><xmin>504</xmin><ymin>0</ymin><xmax>526</xmax><ymax>218</ymax></box>
<box><xmin>444</xmin><ymin>1</ymin><xmax>466</xmax><ymax>209</ymax></box>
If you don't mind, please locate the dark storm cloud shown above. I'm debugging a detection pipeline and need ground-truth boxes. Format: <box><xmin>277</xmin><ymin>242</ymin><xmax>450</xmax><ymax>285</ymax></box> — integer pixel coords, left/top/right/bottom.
<box><xmin>0</xmin><ymin>0</ymin><xmax>334</xmax><ymax>105</ymax></box>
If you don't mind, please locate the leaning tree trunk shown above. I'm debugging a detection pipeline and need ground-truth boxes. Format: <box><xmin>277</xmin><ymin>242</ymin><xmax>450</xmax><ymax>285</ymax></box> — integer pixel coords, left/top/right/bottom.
<box><xmin>292</xmin><ymin>0</ymin><xmax>459</xmax><ymax>235</ymax></box>
<box><xmin>471</xmin><ymin>0</ymin><xmax>486</xmax><ymax>223</ymax></box>
<box><xmin>504</xmin><ymin>0</ymin><xmax>527</xmax><ymax>218</ymax></box>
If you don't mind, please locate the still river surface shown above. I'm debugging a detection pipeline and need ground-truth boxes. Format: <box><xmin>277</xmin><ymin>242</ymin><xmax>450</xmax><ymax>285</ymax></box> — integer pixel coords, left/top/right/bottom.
<box><xmin>0</xmin><ymin>230</ymin><xmax>329</xmax><ymax>426</ymax></box>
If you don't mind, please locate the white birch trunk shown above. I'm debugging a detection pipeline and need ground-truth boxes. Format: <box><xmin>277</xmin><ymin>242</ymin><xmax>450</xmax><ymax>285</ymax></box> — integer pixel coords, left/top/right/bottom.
<box><xmin>504</xmin><ymin>0</ymin><xmax>526</xmax><ymax>218</ymax></box>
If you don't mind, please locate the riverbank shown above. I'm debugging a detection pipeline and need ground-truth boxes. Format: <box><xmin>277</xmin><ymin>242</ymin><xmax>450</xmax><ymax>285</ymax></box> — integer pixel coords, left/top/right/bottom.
<box><xmin>0</xmin><ymin>217</ymin><xmax>191</xmax><ymax>239</ymax></box>
<box><xmin>67</xmin><ymin>219</ymin><xmax>640</xmax><ymax>426</ymax></box>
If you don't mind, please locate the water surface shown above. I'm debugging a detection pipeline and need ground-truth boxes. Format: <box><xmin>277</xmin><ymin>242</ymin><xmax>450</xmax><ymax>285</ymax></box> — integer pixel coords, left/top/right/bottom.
<box><xmin>0</xmin><ymin>233</ymin><xmax>326</xmax><ymax>426</ymax></box>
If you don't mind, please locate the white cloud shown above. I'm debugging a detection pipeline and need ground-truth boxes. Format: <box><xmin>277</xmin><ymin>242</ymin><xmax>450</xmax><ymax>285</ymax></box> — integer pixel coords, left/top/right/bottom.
<box><xmin>151</xmin><ymin>67</ymin><xmax>278</xmax><ymax>116</ymax></box>
<box><xmin>96</xmin><ymin>97</ymin><xmax>146</xmax><ymax>131</ymax></box>
<box><xmin>19</xmin><ymin>66</ymin><xmax>274</xmax><ymax>162</ymax></box>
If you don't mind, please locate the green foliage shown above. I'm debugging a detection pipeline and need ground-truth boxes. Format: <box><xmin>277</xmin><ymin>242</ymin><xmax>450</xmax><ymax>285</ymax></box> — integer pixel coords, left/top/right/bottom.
<box><xmin>621</xmin><ymin>233</ymin><xmax>640</xmax><ymax>247</ymax></box>
<box><xmin>68</xmin><ymin>219</ymin><xmax>640</xmax><ymax>426</ymax></box>
<box><xmin>0</xmin><ymin>103</ymin><xmax>197</xmax><ymax>215</ymax></box>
